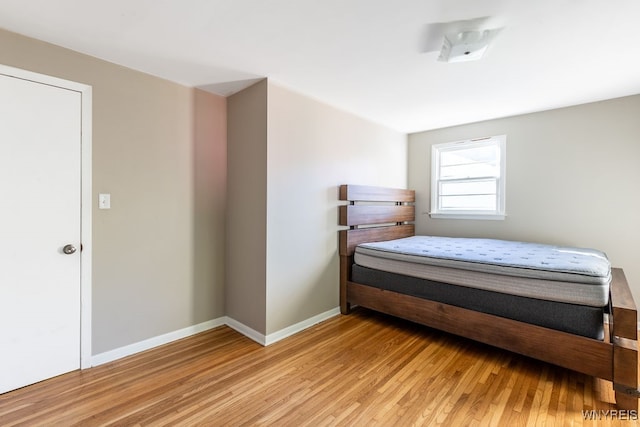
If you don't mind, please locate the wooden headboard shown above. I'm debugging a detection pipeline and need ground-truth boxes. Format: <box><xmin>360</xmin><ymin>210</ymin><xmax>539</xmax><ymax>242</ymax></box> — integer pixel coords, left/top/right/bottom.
<box><xmin>338</xmin><ymin>184</ymin><xmax>415</xmax><ymax>255</ymax></box>
<box><xmin>338</xmin><ymin>184</ymin><xmax>415</xmax><ymax>313</ymax></box>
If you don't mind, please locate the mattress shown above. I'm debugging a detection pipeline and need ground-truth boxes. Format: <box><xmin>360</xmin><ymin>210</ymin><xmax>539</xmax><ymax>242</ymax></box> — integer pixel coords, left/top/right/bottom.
<box><xmin>354</xmin><ymin>236</ymin><xmax>611</xmax><ymax>307</ymax></box>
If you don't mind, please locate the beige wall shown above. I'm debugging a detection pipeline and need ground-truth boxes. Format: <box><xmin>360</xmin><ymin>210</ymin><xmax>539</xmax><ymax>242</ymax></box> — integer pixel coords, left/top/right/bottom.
<box><xmin>226</xmin><ymin>80</ymin><xmax>269</xmax><ymax>333</ymax></box>
<box><xmin>409</xmin><ymin>95</ymin><xmax>640</xmax><ymax>304</ymax></box>
<box><xmin>266</xmin><ymin>83</ymin><xmax>407</xmax><ymax>334</ymax></box>
<box><xmin>194</xmin><ymin>90</ymin><xmax>227</xmax><ymax>321</ymax></box>
<box><xmin>226</xmin><ymin>81</ymin><xmax>407</xmax><ymax>336</ymax></box>
<box><xmin>0</xmin><ymin>29</ymin><xmax>227</xmax><ymax>354</ymax></box>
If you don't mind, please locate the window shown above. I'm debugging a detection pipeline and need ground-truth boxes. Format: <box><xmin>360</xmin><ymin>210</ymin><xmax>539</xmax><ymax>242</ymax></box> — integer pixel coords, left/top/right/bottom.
<box><xmin>430</xmin><ymin>135</ymin><xmax>506</xmax><ymax>220</ymax></box>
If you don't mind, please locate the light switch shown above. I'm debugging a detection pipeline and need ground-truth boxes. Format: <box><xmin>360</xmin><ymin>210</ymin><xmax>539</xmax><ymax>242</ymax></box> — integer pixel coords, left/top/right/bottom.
<box><xmin>99</xmin><ymin>193</ymin><xmax>111</xmax><ymax>209</ymax></box>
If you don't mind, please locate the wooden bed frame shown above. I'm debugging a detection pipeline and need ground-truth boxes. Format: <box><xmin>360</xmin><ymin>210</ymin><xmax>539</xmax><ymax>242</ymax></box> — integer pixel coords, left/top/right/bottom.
<box><xmin>338</xmin><ymin>184</ymin><xmax>639</xmax><ymax>410</ymax></box>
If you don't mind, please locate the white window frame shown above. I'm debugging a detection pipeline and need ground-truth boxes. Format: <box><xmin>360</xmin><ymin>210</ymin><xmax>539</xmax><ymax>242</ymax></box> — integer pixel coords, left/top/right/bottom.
<box><xmin>430</xmin><ymin>135</ymin><xmax>506</xmax><ymax>220</ymax></box>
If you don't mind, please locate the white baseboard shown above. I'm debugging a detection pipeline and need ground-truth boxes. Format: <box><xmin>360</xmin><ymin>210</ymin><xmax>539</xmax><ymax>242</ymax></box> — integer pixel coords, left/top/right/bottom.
<box><xmin>265</xmin><ymin>307</ymin><xmax>340</xmax><ymax>345</ymax></box>
<box><xmin>224</xmin><ymin>316</ymin><xmax>267</xmax><ymax>346</ymax></box>
<box><xmin>91</xmin><ymin>307</ymin><xmax>341</xmax><ymax>366</ymax></box>
<box><xmin>91</xmin><ymin>317</ymin><xmax>226</xmax><ymax>366</ymax></box>
<box><xmin>225</xmin><ymin>307</ymin><xmax>341</xmax><ymax>346</ymax></box>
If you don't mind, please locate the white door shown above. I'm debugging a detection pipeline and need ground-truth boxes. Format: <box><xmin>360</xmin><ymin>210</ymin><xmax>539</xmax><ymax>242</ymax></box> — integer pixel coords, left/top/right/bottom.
<box><xmin>0</xmin><ymin>72</ymin><xmax>82</xmax><ymax>394</ymax></box>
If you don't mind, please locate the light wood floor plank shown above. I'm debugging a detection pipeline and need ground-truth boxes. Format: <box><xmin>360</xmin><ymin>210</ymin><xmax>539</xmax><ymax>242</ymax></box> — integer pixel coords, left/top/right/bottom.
<box><xmin>0</xmin><ymin>308</ymin><xmax>637</xmax><ymax>426</ymax></box>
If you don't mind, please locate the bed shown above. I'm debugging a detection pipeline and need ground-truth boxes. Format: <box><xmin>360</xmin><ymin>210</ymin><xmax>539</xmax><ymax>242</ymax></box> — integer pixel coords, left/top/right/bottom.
<box><xmin>338</xmin><ymin>184</ymin><xmax>639</xmax><ymax>410</ymax></box>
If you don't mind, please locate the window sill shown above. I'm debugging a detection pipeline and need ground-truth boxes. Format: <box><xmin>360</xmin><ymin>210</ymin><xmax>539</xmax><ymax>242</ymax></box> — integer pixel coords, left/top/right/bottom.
<box><xmin>429</xmin><ymin>212</ymin><xmax>506</xmax><ymax>221</ymax></box>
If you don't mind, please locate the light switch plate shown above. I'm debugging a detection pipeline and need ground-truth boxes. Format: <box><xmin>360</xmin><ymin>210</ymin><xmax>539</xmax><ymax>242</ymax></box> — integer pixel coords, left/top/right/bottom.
<box><xmin>99</xmin><ymin>193</ymin><xmax>111</xmax><ymax>209</ymax></box>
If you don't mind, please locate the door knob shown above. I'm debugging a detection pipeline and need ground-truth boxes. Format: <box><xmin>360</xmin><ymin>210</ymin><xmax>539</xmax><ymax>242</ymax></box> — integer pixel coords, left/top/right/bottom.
<box><xmin>63</xmin><ymin>244</ymin><xmax>77</xmax><ymax>255</ymax></box>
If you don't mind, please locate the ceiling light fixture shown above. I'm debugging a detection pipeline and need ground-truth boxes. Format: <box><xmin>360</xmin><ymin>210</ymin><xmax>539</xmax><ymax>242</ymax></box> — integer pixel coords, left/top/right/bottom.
<box><xmin>438</xmin><ymin>28</ymin><xmax>502</xmax><ymax>63</ymax></box>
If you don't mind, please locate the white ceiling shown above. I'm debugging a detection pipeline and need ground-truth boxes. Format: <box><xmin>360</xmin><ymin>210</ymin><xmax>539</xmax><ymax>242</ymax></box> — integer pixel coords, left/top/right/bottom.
<box><xmin>1</xmin><ymin>0</ymin><xmax>639</xmax><ymax>133</ymax></box>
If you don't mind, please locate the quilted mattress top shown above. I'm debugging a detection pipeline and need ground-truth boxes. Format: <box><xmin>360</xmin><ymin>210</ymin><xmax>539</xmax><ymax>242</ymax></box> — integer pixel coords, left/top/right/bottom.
<box><xmin>356</xmin><ymin>236</ymin><xmax>611</xmax><ymax>285</ymax></box>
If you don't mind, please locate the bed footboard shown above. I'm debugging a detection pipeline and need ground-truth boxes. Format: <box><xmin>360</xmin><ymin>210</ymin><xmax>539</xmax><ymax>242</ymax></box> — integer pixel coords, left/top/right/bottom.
<box><xmin>611</xmin><ymin>269</ymin><xmax>639</xmax><ymax>410</ymax></box>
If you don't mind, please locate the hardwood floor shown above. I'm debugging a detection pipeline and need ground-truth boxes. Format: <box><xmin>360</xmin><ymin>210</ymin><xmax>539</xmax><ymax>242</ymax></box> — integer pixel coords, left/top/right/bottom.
<box><xmin>1</xmin><ymin>309</ymin><xmax>636</xmax><ymax>426</ymax></box>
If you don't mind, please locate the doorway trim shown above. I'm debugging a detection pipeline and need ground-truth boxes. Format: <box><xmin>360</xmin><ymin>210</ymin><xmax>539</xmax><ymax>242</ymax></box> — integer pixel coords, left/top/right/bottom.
<box><xmin>0</xmin><ymin>63</ymin><xmax>92</xmax><ymax>368</ymax></box>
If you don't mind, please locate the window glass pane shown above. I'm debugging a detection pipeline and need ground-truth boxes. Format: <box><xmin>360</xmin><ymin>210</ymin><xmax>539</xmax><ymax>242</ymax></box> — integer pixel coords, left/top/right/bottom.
<box><xmin>440</xmin><ymin>162</ymin><xmax>498</xmax><ymax>179</ymax></box>
<box><xmin>440</xmin><ymin>145</ymin><xmax>499</xmax><ymax>179</ymax></box>
<box><xmin>440</xmin><ymin>194</ymin><xmax>497</xmax><ymax>210</ymax></box>
<box><xmin>441</xmin><ymin>180</ymin><xmax>496</xmax><ymax>196</ymax></box>
<box><xmin>440</xmin><ymin>145</ymin><xmax>498</xmax><ymax>166</ymax></box>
